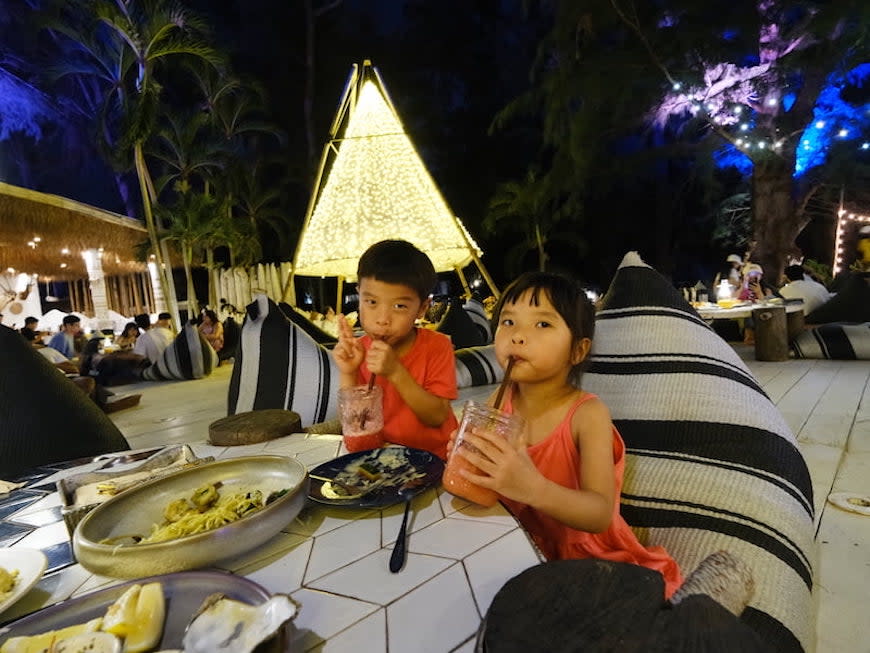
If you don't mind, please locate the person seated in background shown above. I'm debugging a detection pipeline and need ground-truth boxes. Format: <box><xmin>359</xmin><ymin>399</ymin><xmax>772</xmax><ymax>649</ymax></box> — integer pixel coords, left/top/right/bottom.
<box><xmin>20</xmin><ymin>316</ymin><xmax>40</xmax><ymax>342</ymax></box>
<box><xmin>738</xmin><ymin>264</ymin><xmax>777</xmax><ymax>302</ymax></box>
<box><xmin>133</xmin><ymin>312</ymin><xmax>174</xmax><ymax>364</ymax></box>
<box><xmin>198</xmin><ymin>309</ymin><xmax>224</xmax><ymax>352</ymax></box>
<box><xmin>778</xmin><ymin>264</ymin><xmax>833</xmax><ymax>314</ymax></box>
<box><xmin>48</xmin><ymin>314</ymin><xmax>82</xmax><ymax>359</ymax></box>
<box><xmin>114</xmin><ymin>322</ymin><xmax>141</xmax><ymax>350</ymax></box>
<box><xmin>725</xmin><ymin>254</ymin><xmax>743</xmax><ymax>291</ymax></box>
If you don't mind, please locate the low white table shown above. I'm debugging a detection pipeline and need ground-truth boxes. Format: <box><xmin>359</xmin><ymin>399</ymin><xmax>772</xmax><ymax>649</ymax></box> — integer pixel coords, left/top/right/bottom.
<box><xmin>694</xmin><ymin>300</ymin><xmax>804</xmax><ymax>321</ymax></box>
<box><xmin>2</xmin><ymin>437</ymin><xmax>544</xmax><ymax>652</ymax></box>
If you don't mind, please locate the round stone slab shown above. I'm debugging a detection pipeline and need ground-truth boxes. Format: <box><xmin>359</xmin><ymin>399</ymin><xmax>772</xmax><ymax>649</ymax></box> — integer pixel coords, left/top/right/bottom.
<box><xmin>208</xmin><ymin>409</ymin><xmax>302</xmax><ymax>446</ymax></box>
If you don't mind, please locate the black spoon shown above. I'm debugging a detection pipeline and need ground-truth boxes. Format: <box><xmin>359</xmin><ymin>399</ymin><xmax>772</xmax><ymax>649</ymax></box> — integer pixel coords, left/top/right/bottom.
<box><xmin>389</xmin><ymin>482</ymin><xmax>422</xmax><ymax>572</ymax></box>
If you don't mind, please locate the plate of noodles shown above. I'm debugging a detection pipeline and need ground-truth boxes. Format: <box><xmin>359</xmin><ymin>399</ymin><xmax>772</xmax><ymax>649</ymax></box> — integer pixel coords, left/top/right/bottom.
<box><xmin>72</xmin><ymin>455</ymin><xmax>309</xmax><ymax>579</ymax></box>
<box><xmin>0</xmin><ymin>549</ymin><xmax>47</xmax><ymax>616</ymax></box>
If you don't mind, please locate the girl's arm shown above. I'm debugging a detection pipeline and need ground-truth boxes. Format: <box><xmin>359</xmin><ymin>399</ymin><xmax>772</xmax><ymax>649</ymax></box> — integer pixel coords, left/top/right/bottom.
<box><xmin>457</xmin><ymin>397</ymin><xmax>615</xmax><ymax>534</ymax></box>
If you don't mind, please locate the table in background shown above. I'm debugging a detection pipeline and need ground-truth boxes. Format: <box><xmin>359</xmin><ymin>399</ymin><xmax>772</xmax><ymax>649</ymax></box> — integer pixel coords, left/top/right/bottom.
<box><xmin>694</xmin><ymin>300</ymin><xmax>805</xmax><ymax>360</ymax></box>
<box><xmin>0</xmin><ymin>436</ymin><xmax>544</xmax><ymax>652</ymax></box>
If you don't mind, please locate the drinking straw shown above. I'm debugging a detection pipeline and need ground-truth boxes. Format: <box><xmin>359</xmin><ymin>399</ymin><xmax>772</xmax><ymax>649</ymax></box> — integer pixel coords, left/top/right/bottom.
<box><xmin>493</xmin><ymin>356</ymin><xmax>516</xmax><ymax>410</ymax></box>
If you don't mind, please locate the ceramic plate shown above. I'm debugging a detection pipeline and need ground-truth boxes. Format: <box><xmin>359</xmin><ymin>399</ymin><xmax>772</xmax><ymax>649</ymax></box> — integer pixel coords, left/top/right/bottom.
<box><xmin>0</xmin><ymin>549</ymin><xmax>47</xmax><ymax>617</ymax></box>
<box><xmin>308</xmin><ymin>446</ymin><xmax>444</xmax><ymax>508</ymax></box>
<box><xmin>72</xmin><ymin>455</ymin><xmax>309</xmax><ymax>579</ymax></box>
<box><xmin>828</xmin><ymin>492</ymin><xmax>870</xmax><ymax>516</ymax></box>
<box><xmin>0</xmin><ymin>570</ymin><xmax>282</xmax><ymax>649</ymax></box>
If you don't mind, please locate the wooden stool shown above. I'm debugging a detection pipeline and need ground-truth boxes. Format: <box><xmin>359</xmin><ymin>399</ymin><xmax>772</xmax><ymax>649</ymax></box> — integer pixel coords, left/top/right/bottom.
<box><xmin>753</xmin><ymin>305</ymin><xmax>789</xmax><ymax>361</ymax></box>
<box><xmin>786</xmin><ymin>309</ymin><xmax>805</xmax><ymax>342</ymax></box>
<box><xmin>208</xmin><ymin>409</ymin><xmax>302</xmax><ymax>446</ymax></box>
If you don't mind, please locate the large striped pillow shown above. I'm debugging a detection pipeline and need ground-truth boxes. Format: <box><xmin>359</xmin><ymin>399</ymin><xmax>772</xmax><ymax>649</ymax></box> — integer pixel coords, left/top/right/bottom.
<box><xmin>584</xmin><ymin>252</ymin><xmax>816</xmax><ymax>653</ymax></box>
<box><xmin>227</xmin><ymin>294</ymin><xmax>338</xmax><ymax>426</ymax></box>
<box><xmin>792</xmin><ymin>322</ymin><xmax>870</xmax><ymax>359</ymax></box>
<box><xmin>455</xmin><ymin>344</ymin><xmax>504</xmax><ymax>388</ymax></box>
<box><xmin>142</xmin><ymin>323</ymin><xmax>218</xmax><ymax>381</ymax></box>
<box><xmin>463</xmin><ymin>296</ymin><xmax>492</xmax><ymax>343</ymax></box>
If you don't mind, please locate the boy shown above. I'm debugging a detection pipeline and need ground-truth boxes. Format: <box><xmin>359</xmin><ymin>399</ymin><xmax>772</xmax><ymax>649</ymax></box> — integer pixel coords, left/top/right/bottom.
<box><xmin>333</xmin><ymin>240</ymin><xmax>458</xmax><ymax>459</ymax></box>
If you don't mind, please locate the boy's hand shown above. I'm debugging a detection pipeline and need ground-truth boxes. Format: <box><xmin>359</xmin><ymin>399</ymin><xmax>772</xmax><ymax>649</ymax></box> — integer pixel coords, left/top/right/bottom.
<box><xmin>332</xmin><ymin>313</ymin><xmax>364</xmax><ymax>374</ymax></box>
<box><xmin>364</xmin><ymin>338</ymin><xmax>401</xmax><ymax>378</ymax></box>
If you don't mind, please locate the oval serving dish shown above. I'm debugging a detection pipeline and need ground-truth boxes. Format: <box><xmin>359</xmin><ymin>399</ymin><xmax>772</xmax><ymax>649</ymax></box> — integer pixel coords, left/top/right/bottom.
<box><xmin>73</xmin><ymin>455</ymin><xmax>309</xmax><ymax>578</ymax></box>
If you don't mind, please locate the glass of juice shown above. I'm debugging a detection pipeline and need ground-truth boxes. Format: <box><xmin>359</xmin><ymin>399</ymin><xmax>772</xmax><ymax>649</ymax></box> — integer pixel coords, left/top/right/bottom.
<box><xmin>442</xmin><ymin>401</ymin><xmax>524</xmax><ymax>507</ymax></box>
<box><xmin>338</xmin><ymin>385</ymin><xmax>385</xmax><ymax>452</ymax></box>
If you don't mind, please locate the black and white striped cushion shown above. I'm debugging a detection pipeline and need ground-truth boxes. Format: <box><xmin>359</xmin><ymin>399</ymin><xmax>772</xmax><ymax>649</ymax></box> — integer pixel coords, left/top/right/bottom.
<box><xmin>227</xmin><ymin>294</ymin><xmax>338</xmax><ymax>426</ymax></box>
<box><xmin>463</xmin><ymin>296</ymin><xmax>492</xmax><ymax>343</ymax></box>
<box><xmin>792</xmin><ymin>322</ymin><xmax>870</xmax><ymax>359</ymax></box>
<box><xmin>142</xmin><ymin>323</ymin><xmax>218</xmax><ymax>381</ymax></box>
<box><xmin>584</xmin><ymin>252</ymin><xmax>815</xmax><ymax>653</ymax></box>
<box><xmin>455</xmin><ymin>344</ymin><xmax>504</xmax><ymax>388</ymax></box>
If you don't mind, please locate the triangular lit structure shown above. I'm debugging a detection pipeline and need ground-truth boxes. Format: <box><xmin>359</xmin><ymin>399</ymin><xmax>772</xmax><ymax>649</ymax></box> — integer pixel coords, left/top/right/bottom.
<box><xmin>285</xmin><ymin>61</ymin><xmax>497</xmax><ymax>306</ymax></box>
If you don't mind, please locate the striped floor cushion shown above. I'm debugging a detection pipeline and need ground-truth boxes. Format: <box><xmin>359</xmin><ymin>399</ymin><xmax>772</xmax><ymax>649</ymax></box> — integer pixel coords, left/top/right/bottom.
<box><xmin>142</xmin><ymin>323</ymin><xmax>218</xmax><ymax>381</ymax></box>
<box><xmin>455</xmin><ymin>344</ymin><xmax>503</xmax><ymax>388</ymax></box>
<box><xmin>584</xmin><ymin>252</ymin><xmax>816</xmax><ymax>653</ymax></box>
<box><xmin>228</xmin><ymin>294</ymin><xmax>338</xmax><ymax>427</ymax></box>
<box><xmin>463</xmin><ymin>296</ymin><xmax>492</xmax><ymax>343</ymax></box>
<box><xmin>792</xmin><ymin>322</ymin><xmax>870</xmax><ymax>359</ymax></box>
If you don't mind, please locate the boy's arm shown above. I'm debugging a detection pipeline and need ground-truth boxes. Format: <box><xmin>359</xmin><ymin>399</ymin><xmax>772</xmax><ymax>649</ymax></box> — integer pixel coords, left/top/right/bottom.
<box><xmin>332</xmin><ymin>313</ymin><xmax>364</xmax><ymax>388</ymax></box>
<box><xmin>385</xmin><ymin>363</ymin><xmax>452</xmax><ymax>427</ymax></box>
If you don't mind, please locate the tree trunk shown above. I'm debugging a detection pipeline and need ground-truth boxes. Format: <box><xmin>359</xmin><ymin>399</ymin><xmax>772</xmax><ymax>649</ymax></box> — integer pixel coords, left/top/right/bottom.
<box><xmin>183</xmin><ymin>242</ymin><xmax>198</xmax><ymax>318</ymax></box>
<box><xmin>750</xmin><ymin>157</ymin><xmax>802</xmax><ymax>286</ymax></box>
<box><xmin>134</xmin><ymin>143</ymin><xmax>172</xmax><ymax>312</ymax></box>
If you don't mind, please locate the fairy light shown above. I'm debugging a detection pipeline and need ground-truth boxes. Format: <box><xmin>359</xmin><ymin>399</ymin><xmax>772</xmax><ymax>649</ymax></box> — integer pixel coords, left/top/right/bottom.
<box><xmin>832</xmin><ymin>206</ymin><xmax>870</xmax><ymax>275</ymax></box>
<box><xmin>293</xmin><ymin>77</ymin><xmax>481</xmax><ymax>280</ymax></box>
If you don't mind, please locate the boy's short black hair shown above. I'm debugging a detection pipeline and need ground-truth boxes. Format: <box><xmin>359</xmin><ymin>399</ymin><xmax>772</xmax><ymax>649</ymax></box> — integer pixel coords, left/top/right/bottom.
<box><xmin>357</xmin><ymin>240</ymin><xmax>437</xmax><ymax>302</ymax></box>
<box><xmin>62</xmin><ymin>314</ymin><xmax>81</xmax><ymax>326</ymax></box>
<box><xmin>24</xmin><ymin>316</ymin><xmax>38</xmax><ymax>325</ymax></box>
<box><xmin>134</xmin><ymin>313</ymin><xmax>151</xmax><ymax>330</ymax></box>
<box><xmin>157</xmin><ymin>312</ymin><xmax>172</xmax><ymax>321</ymax></box>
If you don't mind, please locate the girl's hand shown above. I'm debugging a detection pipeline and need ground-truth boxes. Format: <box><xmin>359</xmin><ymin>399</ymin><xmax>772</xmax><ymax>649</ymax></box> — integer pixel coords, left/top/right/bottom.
<box><xmin>332</xmin><ymin>313</ymin><xmax>364</xmax><ymax>374</ymax></box>
<box><xmin>457</xmin><ymin>427</ymin><xmax>542</xmax><ymax>504</ymax></box>
<box><xmin>446</xmin><ymin>428</ymin><xmax>458</xmax><ymax>457</ymax></box>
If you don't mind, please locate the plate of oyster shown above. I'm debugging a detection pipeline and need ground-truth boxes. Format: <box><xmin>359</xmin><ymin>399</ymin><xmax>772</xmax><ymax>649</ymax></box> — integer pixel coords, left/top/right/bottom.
<box><xmin>73</xmin><ymin>455</ymin><xmax>309</xmax><ymax>578</ymax></box>
<box><xmin>0</xmin><ymin>570</ymin><xmax>298</xmax><ymax>652</ymax></box>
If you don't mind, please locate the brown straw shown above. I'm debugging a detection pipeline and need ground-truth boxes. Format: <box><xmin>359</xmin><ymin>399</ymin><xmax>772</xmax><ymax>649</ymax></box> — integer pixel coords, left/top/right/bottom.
<box><xmin>493</xmin><ymin>356</ymin><xmax>516</xmax><ymax>410</ymax></box>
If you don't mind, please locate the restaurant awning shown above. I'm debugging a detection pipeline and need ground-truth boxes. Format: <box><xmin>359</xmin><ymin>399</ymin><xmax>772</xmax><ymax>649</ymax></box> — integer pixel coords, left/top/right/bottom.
<box><xmin>0</xmin><ymin>181</ymin><xmax>149</xmax><ymax>281</ymax></box>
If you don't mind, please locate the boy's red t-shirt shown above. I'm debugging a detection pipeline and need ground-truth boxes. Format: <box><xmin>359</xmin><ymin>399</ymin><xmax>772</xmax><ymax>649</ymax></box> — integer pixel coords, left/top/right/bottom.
<box><xmin>358</xmin><ymin>328</ymin><xmax>458</xmax><ymax>459</ymax></box>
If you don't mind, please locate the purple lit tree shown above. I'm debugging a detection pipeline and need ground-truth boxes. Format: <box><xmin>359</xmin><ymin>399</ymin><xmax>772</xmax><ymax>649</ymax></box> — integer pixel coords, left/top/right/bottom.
<box><xmin>628</xmin><ymin>0</ymin><xmax>870</xmax><ymax>280</ymax></box>
<box><xmin>502</xmin><ymin>1</ymin><xmax>869</xmax><ymax>282</ymax></box>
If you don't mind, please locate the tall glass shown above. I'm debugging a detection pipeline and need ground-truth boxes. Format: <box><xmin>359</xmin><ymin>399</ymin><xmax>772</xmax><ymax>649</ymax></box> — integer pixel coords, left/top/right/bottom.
<box><xmin>338</xmin><ymin>385</ymin><xmax>385</xmax><ymax>452</ymax></box>
<box><xmin>442</xmin><ymin>401</ymin><xmax>524</xmax><ymax>507</ymax></box>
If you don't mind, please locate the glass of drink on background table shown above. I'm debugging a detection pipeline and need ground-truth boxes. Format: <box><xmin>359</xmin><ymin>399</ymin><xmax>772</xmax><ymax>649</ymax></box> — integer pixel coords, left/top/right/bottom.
<box><xmin>338</xmin><ymin>385</ymin><xmax>385</xmax><ymax>452</ymax></box>
<box><xmin>442</xmin><ymin>400</ymin><xmax>524</xmax><ymax>507</ymax></box>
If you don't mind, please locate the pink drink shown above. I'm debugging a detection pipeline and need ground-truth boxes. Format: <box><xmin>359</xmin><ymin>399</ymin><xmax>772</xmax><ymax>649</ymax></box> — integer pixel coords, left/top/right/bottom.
<box><xmin>339</xmin><ymin>385</ymin><xmax>385</xmax><ymax>452</ymax></box>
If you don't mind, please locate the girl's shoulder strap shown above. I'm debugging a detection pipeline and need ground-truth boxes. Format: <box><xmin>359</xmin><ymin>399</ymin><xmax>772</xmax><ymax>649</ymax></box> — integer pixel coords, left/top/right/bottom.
<box><xmin>563</xmin><ymin>391</ymin><xmax>598</xmax><ymax>423</ymax></box>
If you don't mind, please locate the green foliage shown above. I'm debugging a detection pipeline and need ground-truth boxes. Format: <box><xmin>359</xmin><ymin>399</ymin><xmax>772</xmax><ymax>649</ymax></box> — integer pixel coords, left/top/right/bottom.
<box><xmin>803</xmin><ymin>259</ymin><xmax>833</xmax><ymax>286</ymax></box>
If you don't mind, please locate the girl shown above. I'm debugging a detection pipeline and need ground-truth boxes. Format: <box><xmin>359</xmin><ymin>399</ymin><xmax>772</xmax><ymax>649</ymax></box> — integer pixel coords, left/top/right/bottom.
<box><xmin>115</xmin><ymin>322</ymin><xmax>141</xmax><ymax>350</ymax></box>
<box><xmin>198</xmin><ymin>309</ymin><xmax>224</xmax><ymax>352</ymax></box>
<box><xmin>455</xmin><ymin>271</ymin><xmax>682</xmax><ymax>598</ymax></box>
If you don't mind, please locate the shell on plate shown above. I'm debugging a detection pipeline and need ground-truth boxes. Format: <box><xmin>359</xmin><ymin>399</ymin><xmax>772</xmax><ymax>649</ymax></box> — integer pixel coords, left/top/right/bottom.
<box><xmin>182</xmin><ymin>592</ymin><xmax>299</xmax><ymax>653</ymax></box>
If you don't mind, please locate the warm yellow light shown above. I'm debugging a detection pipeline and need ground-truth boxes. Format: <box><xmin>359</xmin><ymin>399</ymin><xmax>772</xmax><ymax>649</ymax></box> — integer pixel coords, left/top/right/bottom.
<box><xmin>61</xmin><ymin>247</ymin><xmax>70</xmax><ymax>255</ymax></box>
<box><xmin>294</xmin><ymin>78</ymin><xmax>481</xmax><ymax>280</ymax></box>
<box><xmin>60</xmin><ymin>263</ymin><xmax>68</xmax><ymax>268</ymax></box>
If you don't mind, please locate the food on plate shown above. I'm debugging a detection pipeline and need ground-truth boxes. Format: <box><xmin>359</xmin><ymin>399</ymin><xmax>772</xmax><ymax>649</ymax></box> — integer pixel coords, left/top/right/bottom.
<box><xmin>0</xmin><ymin>583</ymin><xmax>164</xmax><ymax>653</ymax></box>
<box><xmin>0</xmin><ymin>617</ymin><xmax>104</xmax><ymax>653</ymax></box>
<box><xmin>0</xmin><ymin>565</ymin><xmax>19</xmax><ymax>601</ymax></box>
<box><xmin>320</xmin><ymin>447</ymin><xmax>426</xmax><ymax>499</ymax></box>
<box><xmin>182</xmin><ymin>593</ymin><xmax>299</xmax><ymax>653</ymax></box>
<box><xmin>98</xmin><ymin>484</ymin><xmax>289</xmax><ymax>546</ymax></box>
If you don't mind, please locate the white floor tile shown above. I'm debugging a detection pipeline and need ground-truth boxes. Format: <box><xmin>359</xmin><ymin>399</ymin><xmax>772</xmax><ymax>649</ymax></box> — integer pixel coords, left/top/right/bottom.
<box><xmin>387</xmin><ymin>564</ymin><xmax>480</xmax><ymax>653</ymax></box>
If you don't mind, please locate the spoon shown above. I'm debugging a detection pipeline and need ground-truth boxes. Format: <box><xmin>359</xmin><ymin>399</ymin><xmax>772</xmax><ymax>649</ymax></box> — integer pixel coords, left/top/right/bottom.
<box><xmin>389</xmin><ymin>479</ymin><xmax>425</xmax><ymax>572</ymax></box>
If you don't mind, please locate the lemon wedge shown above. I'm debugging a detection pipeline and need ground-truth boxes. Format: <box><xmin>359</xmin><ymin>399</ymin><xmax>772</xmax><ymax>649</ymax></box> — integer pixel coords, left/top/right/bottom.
<box><xmin>0</xmin><ymin>617</ymin><xmax>103</xmax><ymax>653</ymax></box>
<box><xmin>123</xmin><ymin>582</ymin><xmax>165</xmax><ymax>653</ymax></box>
<box><xmin>102</xmin><ymin>584</ymin><xmax>141</xmax><ymax>637</ymax></box>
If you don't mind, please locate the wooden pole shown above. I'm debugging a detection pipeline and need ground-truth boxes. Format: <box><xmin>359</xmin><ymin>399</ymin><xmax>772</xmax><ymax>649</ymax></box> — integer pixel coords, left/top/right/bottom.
<box><xmin>753</xmin><ymin>306</ymin><xmax>789</xmax><ymax>361</ymax></box>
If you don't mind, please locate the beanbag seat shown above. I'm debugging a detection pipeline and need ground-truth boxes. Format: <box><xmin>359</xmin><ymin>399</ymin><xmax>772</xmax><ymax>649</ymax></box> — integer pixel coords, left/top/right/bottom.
<box><xmin>228</xmin><ymin>294</ymin><xmax>338</xmax><ymax>427</ymax></box>
<box><xmin>0</xmin><ymin>325</ymin><xmax>130</xmax><ymax>478</ymax></box>
<box><xmin>142</xmin><ymin>322</ymin><xmax>218</xmax><ymax>381</ymax></box>
<box><xmin>463</xmin><ymin>295</ymin><xmax>492</xmax><ymax>343</ymax></box>
<box><xmin>454</xmin><ymin>344</ymin><xmax>504</xmax><ymax>388</ymax></box>
<box><xmin>435</xmin><ymin>296</ymin><xmax>487</xmax><ymax>349</ymax></box>
<box><xmin>583</xmin><ymin>252</ymin><xmax>816</xmax><ymax>653</ymax></box>
<box><xmin>804</xmin><ymin>272</ymin><xmax>870</xmax><ymax>324</ymax></box>
<box><xmin>792</xmin><ymin>322</ymin><xmax>870</xmax><ymax>359</ymax></box>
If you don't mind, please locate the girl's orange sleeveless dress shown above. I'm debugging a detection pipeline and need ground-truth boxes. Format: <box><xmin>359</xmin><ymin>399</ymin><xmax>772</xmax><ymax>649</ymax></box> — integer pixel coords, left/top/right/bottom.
<box><xmin>500</xmin><ymin>392</ymin><xmax>683</xmax><ymax>598</ymax></box>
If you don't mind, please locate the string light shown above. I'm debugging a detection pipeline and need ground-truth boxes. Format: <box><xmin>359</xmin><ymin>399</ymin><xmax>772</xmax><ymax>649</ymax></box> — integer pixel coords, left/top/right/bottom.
<box><xmin>832</xmin><ymin>206</ymin><xmax>870</xmax><ymax>275</ymax></box>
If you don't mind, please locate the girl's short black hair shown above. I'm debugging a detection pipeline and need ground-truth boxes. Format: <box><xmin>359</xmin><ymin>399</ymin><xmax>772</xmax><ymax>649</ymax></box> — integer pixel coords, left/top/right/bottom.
<box><xmin>357</xmin><ymin>240</ymin><xmax>437</xmax><ymax>302</ymax></box>
<box><xmin>492</xmin><ymin>271</ymin><xmax>596</xmax><ymax>385</ymax></box>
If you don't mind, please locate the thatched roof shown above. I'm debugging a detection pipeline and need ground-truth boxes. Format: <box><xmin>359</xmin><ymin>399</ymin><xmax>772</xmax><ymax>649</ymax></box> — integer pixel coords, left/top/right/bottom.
<box><xmin>0</xmin><ymin>181</ymin><xmax>150</xmax><ymax>280</ymax></box>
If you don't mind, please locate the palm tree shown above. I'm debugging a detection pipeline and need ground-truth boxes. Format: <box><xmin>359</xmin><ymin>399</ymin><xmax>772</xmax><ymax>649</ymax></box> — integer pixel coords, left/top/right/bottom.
<box><xmin>43</xmin><ymin>0</ymin><xmax>223</xmax><ymax>318</ymax></box>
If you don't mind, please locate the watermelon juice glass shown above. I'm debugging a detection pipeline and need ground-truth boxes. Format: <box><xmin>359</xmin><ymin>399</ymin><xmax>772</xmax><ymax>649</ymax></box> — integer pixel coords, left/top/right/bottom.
<box><xmin>338</xmin><ymin>385</ymin><xmax>385</xmax><ymax>452</ymax></box>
